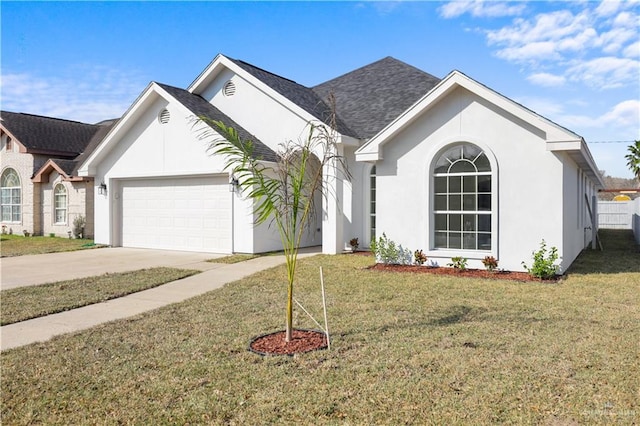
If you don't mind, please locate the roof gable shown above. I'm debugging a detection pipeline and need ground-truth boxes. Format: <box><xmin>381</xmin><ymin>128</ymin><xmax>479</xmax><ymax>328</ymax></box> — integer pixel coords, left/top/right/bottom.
<box><xmin>156</xmin><ymin>83</ymin><xmax>278</xmax><ymax>162</ymax></box>
<box><xmin>355</xmin><ymin>70</ymin><xmax>604</xmax><ymax>187</ymax></box>
<box><xmin>313</xmin><ymin>57</ymin><xmax>441</xmax><ymax>139</ymax></box>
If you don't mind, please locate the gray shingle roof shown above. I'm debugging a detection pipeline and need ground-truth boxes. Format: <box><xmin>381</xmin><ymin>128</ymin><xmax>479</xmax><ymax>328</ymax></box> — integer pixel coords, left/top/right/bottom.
<box><xmin>313</xmin><ymin>57</ymin><xmax>441</xmax><ymax>139</ymax></box>
<box><xmin>0</xmin><ymin>111</ymin><xmax>101</xmax><ymax>157</ymax></box>
<box><xmin>157</xmin><ymin>83</ymin><xmax>279</xmax><ymax>163</ymax></box>
<box><xmin>230</xmin><ymin>59</ymin><xmax>357</xmax><ymax>137</ymax></box>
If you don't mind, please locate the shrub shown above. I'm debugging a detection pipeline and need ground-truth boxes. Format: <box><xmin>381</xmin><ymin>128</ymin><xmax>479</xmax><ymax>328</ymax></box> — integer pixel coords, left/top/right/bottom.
<box><xmin>522</xmin><ymin>240</ymin><xmax>560</xmax><ymax>279</ymax></box>
<box><xmin>448</xmin><ymin>256</ymin><xmax>468</xmax><ymax>270</ymax></box>
<box><xmin>482</xmin><ymin>256</ymin><xmax>498</xmax><ymax>272</ymax></box>
<box><xmin>73</xmin><ymin>216</ymin><xmax>86</xmax><ymax>239</ymax></box>
<box><xmin>371</xmin><ymin>233</ymin><xmax>412</xmax><ymax>265</ymax></box>
<box><xmin>414</xmin><ymin>249</ymin><xmax>427</xmax><ymax>265</ymax></box>
<box><xmin>349</xmin><ymin>238</ymin><xmax>359</xmax><ymax>251</ymax></box>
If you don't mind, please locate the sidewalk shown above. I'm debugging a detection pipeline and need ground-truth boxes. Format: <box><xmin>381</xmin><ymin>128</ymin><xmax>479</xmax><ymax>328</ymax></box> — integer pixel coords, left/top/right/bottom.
<box><xmin>1</xmin><ymin>250</ymin><xmax>319</xmax><ymax>351</ymax></box>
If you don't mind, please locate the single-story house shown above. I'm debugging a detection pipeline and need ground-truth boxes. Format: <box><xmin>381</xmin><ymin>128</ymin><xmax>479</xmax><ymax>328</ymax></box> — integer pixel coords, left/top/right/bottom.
<box><xmin>78</xmin><ymin>54</ymin><xmax>604</xmax><ymax>272</ymax></box>
<box><xmin>1</xmin><ymin>111</ymin><xmax>116</xmax><ymax>238</ymax></box>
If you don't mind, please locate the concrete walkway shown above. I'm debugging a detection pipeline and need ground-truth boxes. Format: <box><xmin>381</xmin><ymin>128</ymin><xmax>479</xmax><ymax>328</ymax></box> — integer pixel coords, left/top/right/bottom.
<box><xmin>1</xmin><ymin>248</ymin><xmax>320</xmax><ymax>351</ymax></box>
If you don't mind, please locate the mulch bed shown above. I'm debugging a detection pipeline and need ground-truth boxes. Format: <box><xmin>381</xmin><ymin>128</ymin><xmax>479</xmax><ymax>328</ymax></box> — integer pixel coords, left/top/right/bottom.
<box><xmin>369</xmin><ymin>263</ymin><xmax>561</xmax><ymax>283</ymax></box>
<box><xmin>249</xmin><ymin>329</ymin><xmax>328</xmax><ymax>356</ymax></box>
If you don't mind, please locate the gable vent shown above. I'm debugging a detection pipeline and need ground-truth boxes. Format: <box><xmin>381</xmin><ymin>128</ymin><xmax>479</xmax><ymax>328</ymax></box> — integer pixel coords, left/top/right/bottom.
<box><xmin>158</xmin><ymin>108</ymin><xmax>170</xmax><ymax>124</ymax></box>
<box><xmin>223</xmin><ymin>80</ymin><xmax>236</xmax><ymax>97</ymax></box>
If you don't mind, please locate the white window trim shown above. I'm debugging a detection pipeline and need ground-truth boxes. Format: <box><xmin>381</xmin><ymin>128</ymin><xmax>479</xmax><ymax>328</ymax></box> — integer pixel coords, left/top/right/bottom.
<box><xmin>1</xmin><ymin>168</ymin><xmax>22</xmax><ymax>223</ymax></box>
<box><xmin>424</xmin><ymin>139</ymin><xmax>499</xmax><ymax>260</ymax></box>
<box><xmin>54</xmin><ymin>183</ymin><xmax>68</xmax><ymax>225</ymax></box>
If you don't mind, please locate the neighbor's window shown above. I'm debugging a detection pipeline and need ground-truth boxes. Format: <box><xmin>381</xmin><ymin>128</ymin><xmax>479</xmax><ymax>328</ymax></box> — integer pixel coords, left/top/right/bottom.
<box><xmin>433</xmin><ymin>143</ymin><xmax>492</xmax><ymax>250</ymax></box>
<box><xmin>54</xmin><ymin>184</ymin><xmax>67</xmax><ymax>224</ymax></box>
<box><xmin>1</xmin><ymin>168</ymin><xmax>21</xmax><ymax>222</ymax></box>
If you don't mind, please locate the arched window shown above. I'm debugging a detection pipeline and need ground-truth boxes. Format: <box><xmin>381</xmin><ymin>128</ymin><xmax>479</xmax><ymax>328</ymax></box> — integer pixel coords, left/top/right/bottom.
<box><xmin>1</xmin><ymin>168</ymin><xmax>21</xmax><ymax>223</ymax></box>
<box><xmin>54</xmin><ymin>184</ymin><xmax>67</xmax><ymax>224</ymax></box>
<box><xmin>433</xmin><ymin>143</ymin><xmax>492</xmax><ymax>250</ymax></box>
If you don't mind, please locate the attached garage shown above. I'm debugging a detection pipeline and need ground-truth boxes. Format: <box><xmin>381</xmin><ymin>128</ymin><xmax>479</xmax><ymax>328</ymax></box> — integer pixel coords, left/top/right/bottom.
<box><xmin>119</xmin><ymin>176</ymin><xmax>231</xmax><ymax>253</ymax></box>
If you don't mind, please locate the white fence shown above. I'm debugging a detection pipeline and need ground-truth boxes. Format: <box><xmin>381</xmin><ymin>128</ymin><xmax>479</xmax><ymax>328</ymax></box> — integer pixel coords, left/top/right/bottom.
<box><xmin>598</xmin><ymin>198</ymin><xmax>640</xmax><ymax>244</ymax></box>
<box><xmin>598</xmin><ymin>201</ymin><xmax>633</xmax><ymax>229</ymax></box>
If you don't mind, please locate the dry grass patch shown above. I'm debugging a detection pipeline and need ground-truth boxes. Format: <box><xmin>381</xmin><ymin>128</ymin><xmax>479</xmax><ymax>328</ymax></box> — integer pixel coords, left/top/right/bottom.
<box><xmin>208</xmin><ymin>253</ymin><xmax>262</xmax><ymax>264</ymax></box>
<box><xmin>1</xmin><ymin>231</ymin><xmax>638</xmax><ymax>424</ymax></box>
<box><xmin>0</xmin><ymin>234</ymin><xmax>104</xmax><ymax>257</ymax></box>
<box><xmin>1</xmin><ymin>268</ymin><xmax>199</xmax><ymax>325</ymax></box>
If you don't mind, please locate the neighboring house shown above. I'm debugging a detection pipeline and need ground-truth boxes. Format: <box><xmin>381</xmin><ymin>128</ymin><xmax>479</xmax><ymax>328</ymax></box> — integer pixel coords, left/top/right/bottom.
<box><xmin>78</xmin><ymin>54</ymin><xmax>604</xmax><ymax>272</ymax></box>
<box><xmin>1</xmin><ymin>111</ymin><xmax>116</xmax><ymax>238</ymax></box>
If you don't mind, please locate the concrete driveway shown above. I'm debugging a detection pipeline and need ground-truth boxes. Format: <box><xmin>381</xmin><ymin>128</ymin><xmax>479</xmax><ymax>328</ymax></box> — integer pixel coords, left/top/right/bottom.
<box><xmin>0</xmin><ymin>247</ymin><xmax>224</xmax><ymax>290</ymax></box>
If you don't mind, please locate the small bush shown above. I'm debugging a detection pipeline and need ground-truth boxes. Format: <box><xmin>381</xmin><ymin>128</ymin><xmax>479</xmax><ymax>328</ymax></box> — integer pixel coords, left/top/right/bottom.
<box><xmin>482</xmin><ymin>256</ymin><xmax>498</xmax><ymax>272</ymax></box>
<box><xmin>370</xmin><ymin>233</ymin><xmax>412</xmax><ymax>265</ymax></box>
<box><xmin>522</xmin><ymin>240</ymin><xmax>560</xmax><ymax>279</ymax></box>
<box><xmin>349</xmin><ymin>238</ymin><xmax>359</xmax><ymax>251</ymax></box>
<box><xmin>414</xmin><ymin>249</ymin><xmax>427</xmax><ymax>265</ymax></box>
<box><xmin>73</xmin><ymin>216</ymin><xmax>86</xmax><ymax>239</ymax></box>
<box><xmin>448</xmin><ymin>256</ymin><xmax>468</xmax><ymax>270</ymax></box>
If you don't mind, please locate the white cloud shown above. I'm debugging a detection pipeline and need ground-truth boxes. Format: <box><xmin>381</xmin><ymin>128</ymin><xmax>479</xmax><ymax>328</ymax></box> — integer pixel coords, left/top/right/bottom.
<box><xmin>600</xmin><ymin>99</ymin><xmax>640</xmax><ymax>128</ymax></box>
<box><xmin>0</xmin><ymin>66</ymin><xmax>145</xmax><ymax>123</ymax></box>
<box><xmin>567</xmin><ymin>56</ymin><xmax>640</xmax><ymax>89</ymax></box>
<box><xmin>439</xmin><ymin>1</ymin><xmax>525</xmax><ymax>18</ymax></box>
<box><xmin>623</xmin><ymin>40</ymin><xmax>640</xmax><ymax>58</ymax></box>
<box><xmin>526</xmin><ymin>72</ymin><xmax>566</xmax><ymax>87</ymax></box>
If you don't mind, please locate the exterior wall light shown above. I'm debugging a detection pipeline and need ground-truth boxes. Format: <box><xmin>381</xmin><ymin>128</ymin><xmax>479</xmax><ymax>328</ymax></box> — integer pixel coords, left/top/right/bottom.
<box><xmin>98</xmin><ymin>182</ymin><xmax>107</xmax><ymax>195</ymax></box>
<box><xmin>229</xmin><ymin>177</ymin><xmax>239</xmax><ymax>193</ymax></box>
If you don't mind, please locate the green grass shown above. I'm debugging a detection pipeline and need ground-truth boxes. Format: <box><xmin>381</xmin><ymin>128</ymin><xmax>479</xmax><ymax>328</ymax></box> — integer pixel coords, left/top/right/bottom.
<box><xmin>0</xmin><ymin>234</ymin><xmax>104</xmax><ymax>257</ymax></box>
<box><xmin>1</xmin><ymin>230</ymin><xmax>638</xmax><ymax>424</ymax></box>
<box><xmin>0</xmin><ymin>268</ymin><xmax>200</xmax><ymax>325</ymax></box>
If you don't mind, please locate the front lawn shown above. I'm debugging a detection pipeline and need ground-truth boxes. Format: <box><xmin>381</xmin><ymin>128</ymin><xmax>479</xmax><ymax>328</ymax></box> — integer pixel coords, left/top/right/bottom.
<box><xmin>0</xmin><ymin>234</ymin><xmax>103</xmax><ymax>257</ymax></box>
<box><xmin>1</xmin><ymin>268</ymin><xmax>200</xmax><ymax>325</ymax></box>
<box><xmin>1</xmin><ymin>230</ymin><xmax>638</xmax><ymax>424</ymax></box>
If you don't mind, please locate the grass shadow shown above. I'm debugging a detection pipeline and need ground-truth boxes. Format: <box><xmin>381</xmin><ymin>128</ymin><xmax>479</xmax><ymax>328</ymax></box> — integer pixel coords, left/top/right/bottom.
<box><xmin>568</xmin><ymin>229</ymin><xmax>640</xmax><ymax>274</ymax></box>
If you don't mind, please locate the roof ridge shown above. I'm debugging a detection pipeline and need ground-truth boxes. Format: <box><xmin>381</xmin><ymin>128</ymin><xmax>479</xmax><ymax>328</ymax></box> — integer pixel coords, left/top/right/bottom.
<box><xmin>0</xmin><ymin>110</ymin><xmax>97</xmax><ymax>127</ymax></box>
<box><xmin>232</xmin><ymin>59</ymin><xmax>304</xmax><ymax>87</ymax></box>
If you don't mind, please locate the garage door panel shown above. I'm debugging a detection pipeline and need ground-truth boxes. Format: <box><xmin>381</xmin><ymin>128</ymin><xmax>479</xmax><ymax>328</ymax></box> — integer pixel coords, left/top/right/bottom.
<box><xmin>120</xmin><ymin>176</ymin><xmax>231</xmax><ymax>253</ymax></box>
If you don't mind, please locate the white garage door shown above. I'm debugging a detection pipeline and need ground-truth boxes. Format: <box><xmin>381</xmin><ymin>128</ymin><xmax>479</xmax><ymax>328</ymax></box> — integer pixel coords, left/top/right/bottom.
<box><xmin>120</xmin><ymin>176</ymin><xmax>231</xmax><ymax>253</ymax></box>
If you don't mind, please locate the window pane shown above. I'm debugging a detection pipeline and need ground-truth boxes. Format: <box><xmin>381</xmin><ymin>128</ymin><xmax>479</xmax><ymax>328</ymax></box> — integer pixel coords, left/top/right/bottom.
<box><xmin>1</xmin><ymin>206</ymin><xmax>9</xmax><ymax>222</ymax></box>
<box><xmin>463</xmin><ymin>233</ymin><xmax>476</xmax><ymax>250</ymax></box>
<box><xmin>434</xmin><ymin>176</ymin><xmax>447</xmax><ymax>193</ymax></box>
<box><xmin>435</xmin><ymin>214</ymin><xmax>447</xmax><ymax>231</ymax></box>
<box><xmin>434</xmin><ymin>232</ymin><xmax>448</xmax><ymax>248</ymax></box>
<box><xmin>450</xmin><ymin>214</ymin><xmax>462</xmax><ymax>231</ymax></box>
<box><xmin>475</xmin><ymin>153</ymin><xmax>491</xmax><ymax>172</ymax></box>
<box><xmin>13</xmin><ymin>207</ymin><xmax>21</xmax><ymax>222</ymax></box>
<box><xmin>478</xmin><ymin>233</ymin><xmax>492</xmax><ymax>250</ymax></box>
<box><xmin>463</xmin><ymin>176</ymin><xmax>476</xmax><ymax>192</ymax></box>
<box><xmin>435</xmin><ymin>195</ymin><xmax>447</xmax><ymax>210</ymax></box>
<box><xmin>463</xmin><ymin>214</ymin><xmax>476</xmax><ymax>231</ymax></box>
<box><xmin>478</xmin><ymin>194</ymin><xmax>491</xmax><ymax>211</ymax></box>
<box><xmin>478</xmin><ymin>175</ymin><xmax>491</xmax><ymax>192</ymax></box>
<box><xmin>449</xmin><ymin>176</ymin><xmax>461</xmax><ymax>193</ymax></box>
<box><xmin>450</xmin><ymin>160</ymin><xmax>476</xmax><ymax>173</ymax></box>
<box><xmin>449</xmin><ymin>232</ymin><xmax>462</xmax><ymax>249</ymax></box>
<box><xmin>478</xmin><ymin>214</ymin><xmax>491</xmax><ymax>232</ymax></box>
<box><xmin>463</xmin><ymin>195</ymin><xmax>476</xmax><ymax>211</ymax></box>
<box><xmin>449</xmin><ymin>195</ymin><xmax>461</xmax><ymax>211</ymax></box>
<box><xmin>463</xmin><ymin>144</ymin><xmax>482</xmax><ymax>160</ymax></box>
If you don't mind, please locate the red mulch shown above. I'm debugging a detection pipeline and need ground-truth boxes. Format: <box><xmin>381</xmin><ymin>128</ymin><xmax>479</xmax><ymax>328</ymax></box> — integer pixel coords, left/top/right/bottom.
<box><xmin>369</xmin><ymin>263</ymin><xmax>561</xmax><ymax>282</ymax></box>
<box><xmin>249</xmin><ymin>329</ymin><xmax>328</xmax><ymax>356</ymax></box>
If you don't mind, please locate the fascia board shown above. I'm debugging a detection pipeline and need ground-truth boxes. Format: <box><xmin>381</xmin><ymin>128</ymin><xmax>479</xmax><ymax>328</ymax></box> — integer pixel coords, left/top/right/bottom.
<box><xmin>546</xmin><ymin>140</ymin><xmax>583</xmax><ymax>151</ymax></box>
<box><xmin>187</xmin><ymin>53</ymin><xmax>225</xmax><ymax>93</ymax></box>
<box><xmin>78</xmin><ymin>83</ymin><xmax>156</xmax><ymax>176</ymax></box>
<box><xmin>31</xmin><ymin>159</ymin><xmax>70</xmax><ymax>183</ymax></box>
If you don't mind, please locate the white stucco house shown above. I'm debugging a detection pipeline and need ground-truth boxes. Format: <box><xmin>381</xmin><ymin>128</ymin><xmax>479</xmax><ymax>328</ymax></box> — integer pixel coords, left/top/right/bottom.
<box><xmin>78</xmin><ymin>54</ymin><xmax>604</xmax><ymax>272</ymax></box>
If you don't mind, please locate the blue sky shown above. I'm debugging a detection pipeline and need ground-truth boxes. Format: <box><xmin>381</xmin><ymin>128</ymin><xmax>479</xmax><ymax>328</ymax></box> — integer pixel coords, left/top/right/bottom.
<box><xmin>1</xmin><ymin>1</ymin><xmax>638</xmax><ymax>178</ymax></box>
